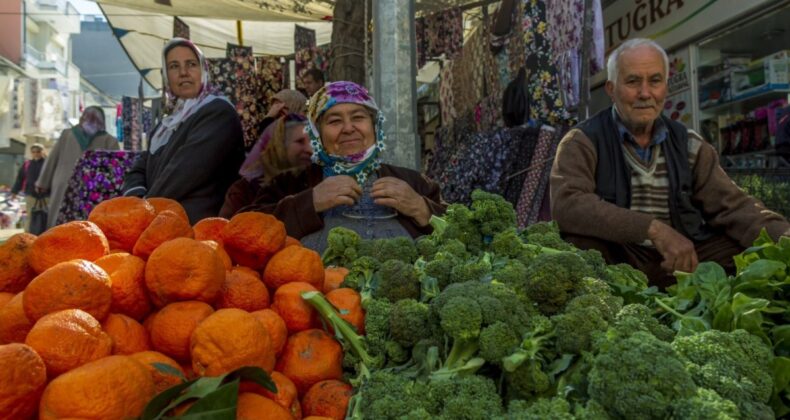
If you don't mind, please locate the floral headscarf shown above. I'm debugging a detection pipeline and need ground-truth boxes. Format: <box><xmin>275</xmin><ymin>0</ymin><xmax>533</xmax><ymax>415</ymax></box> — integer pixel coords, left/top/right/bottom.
<box><xmin>150</xmin><ymin>38</ymin><xmax>229</xmax><ymax>155</ymax></box>
<box><xmin>306</xmin><ymin>81</ymin><xmax>386</xmax><ymax>184</ymax></box>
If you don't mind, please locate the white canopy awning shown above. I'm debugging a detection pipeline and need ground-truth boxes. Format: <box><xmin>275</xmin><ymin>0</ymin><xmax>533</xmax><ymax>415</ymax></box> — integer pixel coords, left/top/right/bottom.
<box><xmin>98</xmin><ymin>2</ymin><xmax>333</xmax><ymax>89</ymax></box>
<box><xmin>95</xmin><ymin>0</ymin><xmax>497</xmax><ymax>89</ymax></box>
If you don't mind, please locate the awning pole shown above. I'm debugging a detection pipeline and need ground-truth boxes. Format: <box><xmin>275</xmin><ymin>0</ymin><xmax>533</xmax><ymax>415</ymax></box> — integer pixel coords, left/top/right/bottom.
<box><xmin>236</xmin><ymin>20</ymin><xmax>243</xmax><ymax>46</ymax></box>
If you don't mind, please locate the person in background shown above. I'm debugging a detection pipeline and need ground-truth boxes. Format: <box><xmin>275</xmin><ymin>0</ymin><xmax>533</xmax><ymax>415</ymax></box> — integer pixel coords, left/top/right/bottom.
<box><xmin>301</xmin><ymin>68</ymin><xmax>325</xmax><ymax>98</ymax></box>
<box><xmin>36</xmin><ymin>106</ymin><xmax>118</xmax><ymax>228</ymax></box>
<box><xmin>550</xmin><ymin>38</ymin><xmax>790</xmax><ymax>289</ymax></box>
<box><xmin>239</xmin><ymin>81</ymin><xmax>446</xmax><ymax>252</ymax></box>
<box><xmin>122</xmin><ymin>38</ymin><xmax>245</xmax><ymax>224</ymax></box>
<box><xmin>255</xmin><ymin>89</ymin><xmax>307</xmax><ymax>146</ymax></box>
<box><xmin>220</xmin><ymin>113</ymin><xmax>313</xmax><ymax>218</ymax></box>
<box><xmin>11</xmin><ymin>143</ymin><xmax>47</xmax><ymax>232</ymax></box>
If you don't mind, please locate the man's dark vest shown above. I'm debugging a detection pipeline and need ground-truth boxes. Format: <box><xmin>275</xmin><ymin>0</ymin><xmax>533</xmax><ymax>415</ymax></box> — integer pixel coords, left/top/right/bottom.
<box><xmin>575</xmin><ymin>107</ymin><xmax>714</xmax><ymax>241</ymax></box>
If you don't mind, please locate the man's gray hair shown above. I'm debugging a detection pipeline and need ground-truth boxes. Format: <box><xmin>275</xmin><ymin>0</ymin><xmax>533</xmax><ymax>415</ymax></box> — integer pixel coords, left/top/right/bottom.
<box><xmin>607</xmin><ymin>38</ymin><xmax>669</xmax><ymax>83</ymax></box>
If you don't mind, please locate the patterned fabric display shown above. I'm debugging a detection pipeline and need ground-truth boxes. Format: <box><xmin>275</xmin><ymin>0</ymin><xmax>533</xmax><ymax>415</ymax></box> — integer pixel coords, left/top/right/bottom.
<box><xmin>503</xmin><ymin>126</ymin><xmax>541</xmax><ymax>206</ymax></box>
<box><xmin>521</xmin><ymin>0</ymin><xmax>571</xmax><ymax>126</ymax></box>
<box><xmin>451</xmin><ymin>50</ymin><xmax>476</xmax><ymax>116</ymax></box>
<box><xmin>207</xmin><ymin>54</ymin><xmax>264</xmax><ymax>149</ymax></box>
<box><xmin>474</xmin><ymin>94</ymin><xmax>502</xmax><ymax>132</ymax></box>
<box><xmin>121</xmin><ymin>96</ymin><xmax>151</xmax><ymax>151</ymax></box>
<box><xmin>439</xmin><ymin>60</ymin><xmax>456</xmax><ymax>125</ymax></box>
<box><xmin>295</xmin><ymin>45</ymin><xmax>330</xmax><ymax>91</ymax></box>
<box><xmin>226</xmin><ymin>43</ymin><xmax>253</xmax><ymax>58</ymax></box>
<box><xmin>431</xmin><ymin>126</ymin><xmax>519</xmax><ymax>205</ymax></box>
<box><xmin>546</xmin><ymin>0</ymin><xmax>605</xmax><ymax>109</ymax></box>
<box><xmin>294</xmin><ymin>25</ymin><xmax>319</xmax><ymax>90</ymax></box>
<box><xmin>56</xmin><ymin>150</ymin><xmax>142</xmax><ymax>224</ymax></box>
<box><xmin>294</xmin><ymin>25</ymin><xmax>316</xmax><ymax>52</ymax></box>
<box><xmin>515</xmin><ymin>125</ymin><xmax>560</xmax><ymax>227</ymax></box>
<box><xmin>415</xmin><ymin>7</ymin><xmax>463</xmax><ymax>68</ymax></box>
<box><xmin>257</xmin><ymin>56</ymin><xmax>285</xmax><ymax>106</ymax></box>
<box><xmin>173</xmin><ymin>17</ymin><xmax>190</xmax><ymax>39</ymax></box>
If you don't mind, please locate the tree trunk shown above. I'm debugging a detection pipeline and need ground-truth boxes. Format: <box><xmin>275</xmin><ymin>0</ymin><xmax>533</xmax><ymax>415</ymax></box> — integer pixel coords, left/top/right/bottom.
<box><xmin>329</xmin><ymin>0</ymin><xmax>368</xmax><ymax>85</ymax></box>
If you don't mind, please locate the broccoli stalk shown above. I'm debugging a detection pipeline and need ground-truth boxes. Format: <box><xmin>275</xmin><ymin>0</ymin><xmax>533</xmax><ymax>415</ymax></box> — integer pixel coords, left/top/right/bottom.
<box><xmin>414</xmin><ymin>258</ymin><xmax>440</xmax><ymax>302</ymax></box>
<box><xmin>301</xmin><ymin>290</ymin><xmax>379</xmax><ymax>373</ymax></box>
<box><xmin>301</xmin><ymin>290</ymin><xmax>381</xmax><ymax>420</ymax></box>
<box><xmin>502</xmin><ymin>319</ymin><xmax>555</xmax><ymax>373</ymax></box>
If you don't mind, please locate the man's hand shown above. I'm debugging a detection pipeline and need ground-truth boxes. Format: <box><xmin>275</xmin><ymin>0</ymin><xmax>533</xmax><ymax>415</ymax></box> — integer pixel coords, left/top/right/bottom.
<box><xmin>35</xmin><ymin>185</ymin><xmax>47</xmax><ymax>195</ymax></box>
<box><xmin>647</xmin><ymin>219</ymin><xmax>699</xmax><ymax>274</ymax></box>
<box><xmin>371</xmin><ymin>177</ymin><xmax>431</xmax><ymax>226</ymax></box>
<box><xmin>312</xmin><ymin>175</ymin><xmax>362</xmax><ymax>213</ymax></box>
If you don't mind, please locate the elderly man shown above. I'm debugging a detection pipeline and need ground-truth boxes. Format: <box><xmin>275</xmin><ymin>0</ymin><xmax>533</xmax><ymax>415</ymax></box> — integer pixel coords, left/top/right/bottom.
<box><xmin>550</xmin><ymin>38</ymin><xmax>790</xmax><ymax>288</ymax></box>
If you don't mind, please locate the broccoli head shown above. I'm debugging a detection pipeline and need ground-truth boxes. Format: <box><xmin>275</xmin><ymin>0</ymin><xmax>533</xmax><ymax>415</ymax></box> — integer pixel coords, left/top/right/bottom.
<box><xmin>671</xmin><ymin>329</ymin><xmax>775</xmax><ymax>420</ymax></box>
<box><xmin>389</xmin><ymin>299</ymin><xmax>430</xmax><ymax>347</ymax></box>
<box><xmin>373</xmin><ymin>259</ymin><xmax>421</xmax><ymax>303</ymax></box>
<box><xmin>431</xmin><ymin>374</ymin><xmax>505</xmax><ymax>420</ymax></box>
<box><xmin>505</xmin><ymin>359</ymin><xmax>551</xmax><ymax>400</ymax></box>
<box><xmin>363</xmin><ymin>298</ymin><xmax>393</xmax><ymax>366</ymax></box>
<box><xmin>322</xmin><ymin>226</ymin><xmax>361</xmax><ymax>267</ymax></box>
<box><xmin>363</xmin><ymin>237</ymin><xmax>419</xmax><ymax>264</ymax></box>
<box><xmin>553</xmin><ymin>297</ymin><xmax>609</xmax><ymax>355</ymax></box>
<box><xmin>489</xmin><ymin>228</ymin><xmax>525</xmax><ymax>258</ymax></box>
<box><xmin>341</xmin><ymin>256</ymin><xmax>380</xmax><ymax>296</ymax></box>
<box><xmin>670</xmin><ymin>388</ymin><xmax>740</xmax><ymax>420</ymax></box>
<box><xmin>433</xmin><ymin>204</ymin><xmax>484</xmax><ymax>253</ymax></box>
<box><xmin>613</xmin><ymin>303</ymin><xmax>675</xmax><ymax>342</ymax></box>
<box><xmin>575</xmin><ymin>248</ymin><xmax>609</xmax><ymax>280</ymax></box>
<box><xmin>588</xmin><ymin>331</ymin><xmax>697</xmax><ymax>420</ymax></box>
<box><xmin>470</xmin><ymin>189</ymin><xmax>517</xmax><ymax>237</ymax></box>
<box><xmin>479</xmin><ymin>321</ymin><xmax>521</xmax><ymax>363</ymax></box>
<box><xmin>506</xmin><ymin>397</ymin><xmax>575</xmax><ymax>420</ymax></box>
<box><xmin>439</xmin><ymin>296</ymin><xmax>483</xmax><ymax>342</ymax></box>
<box><xmin>523</xmin><ymin>251</ymin><xmax>590</xmax><ymax>315</ymax></box>
<box><xmin>521</xmin><ymin>221</ymin><xmax>575</xmax><ymax>251</ymax></box>
<box><xmin>355</xmin><ymin>370</ymin><xmax>431</xmax><ymax>419</ymax></box>
<box><xmin>437</xmin><ymin>239</ymin><xmax>469</xmax><ymax>259</ymax></box>
<box><xmin>415</xmin><ymin>235</ymin><xmax>439</xmax><ymax>260</ymax></box>
<box><xmin>450</xmin><ymin>253</ymin><xmax>493</xmax><ymax>284</ymax></box>
<box><xmin>605</xmin><ymin>262</ymin><xmax>649</xmax><ymax>289</ymax></box>
<box><xmin>492</xmin><ymin>258</ymin><xmax>528</xmax><ymax>290</ymax></box>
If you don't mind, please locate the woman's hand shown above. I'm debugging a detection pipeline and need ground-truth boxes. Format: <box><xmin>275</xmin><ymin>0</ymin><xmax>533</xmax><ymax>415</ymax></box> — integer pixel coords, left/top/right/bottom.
<box><xmin>371</xmin><ymin>177</ymin><xmax>431</xmax><ymax>226</ymax></box>
<box><xmin>312</xmin><ymin>175</ymin><xmax>362</xmax><ymax>212</ymax></box>
<box><xmin>265</xmin><ymin>102</ymin><xmax>287</xmax><ymax>119</ymax></box>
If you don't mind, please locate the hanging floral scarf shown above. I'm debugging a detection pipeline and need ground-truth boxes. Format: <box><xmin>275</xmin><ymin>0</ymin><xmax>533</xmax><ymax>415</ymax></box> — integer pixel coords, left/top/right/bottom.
<box><xmin>305</xmin><ymin>81</ymin><xmax>386</xmax><ymax>184</ymax></box>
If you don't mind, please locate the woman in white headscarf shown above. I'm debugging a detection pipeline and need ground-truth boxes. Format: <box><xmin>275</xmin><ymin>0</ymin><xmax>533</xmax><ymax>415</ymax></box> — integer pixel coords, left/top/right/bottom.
<box><xmin>36</xmin><ymin>106</ymin><xmax>118</xmax><ymax>228</ymax></box>
<box><xmin>122</xmin><ymin>38</ymin><xmax>245</xmax><ymax>224</ymax></box>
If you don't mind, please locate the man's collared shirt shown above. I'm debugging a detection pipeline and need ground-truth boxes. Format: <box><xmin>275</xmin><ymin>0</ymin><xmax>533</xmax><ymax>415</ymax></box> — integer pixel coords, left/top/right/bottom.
<box><xmin>612</xmin><ymin>106</ymin><xmax>668</xmax><ymax>163</ymax></box>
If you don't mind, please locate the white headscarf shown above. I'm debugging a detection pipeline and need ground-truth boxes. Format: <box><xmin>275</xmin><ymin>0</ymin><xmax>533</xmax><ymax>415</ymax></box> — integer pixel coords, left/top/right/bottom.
<box><xmin>150</xmin><ymin>38</ymin><xmax>230</xmax><ymax>154</ymax></box>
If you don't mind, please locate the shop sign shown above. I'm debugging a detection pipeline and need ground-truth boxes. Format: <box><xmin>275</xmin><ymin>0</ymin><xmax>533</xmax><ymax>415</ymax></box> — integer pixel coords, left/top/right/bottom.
<box><xmin>604</xmin><ymin>0</ymin><xmax>775</xmax><ymax>53</ymax></box>
<box><xmin>667</xmin><ymin>48</ymin><xmax>690</xmax><ymax>95</ymax></box>
<box><xmin>605</xmin><ymin>0</ymin><xmax>690</xmax><ymax>51</ymax></box>
<box><xmin>664</xmin><ymin>48</ymin><xmax>693</xmax><ymax>126</ymax></box>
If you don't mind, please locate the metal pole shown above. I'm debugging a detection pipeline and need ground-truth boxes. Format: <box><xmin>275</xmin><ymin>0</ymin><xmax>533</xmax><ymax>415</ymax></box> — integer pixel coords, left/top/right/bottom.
<box><xmin>236</xmin><ymin>20</ymin><xmax>243</xmax><ymax>46</ymax></box>
<box><xmin>372</xmin><ymin>0</ymin><xmax>419</xmax><ymax>170</ymax></box>
<box><xmin>578</xmin><ymin>0</ymin><xmax>594</xmax><ymax>121</ymax></box>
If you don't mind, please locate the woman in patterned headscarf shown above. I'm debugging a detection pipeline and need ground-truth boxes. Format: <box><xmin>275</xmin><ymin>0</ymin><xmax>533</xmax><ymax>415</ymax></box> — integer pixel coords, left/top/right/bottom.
<box><xmin>239</xmin><ymin>81</ymin><xmax>446</xmax><ymax>252</ymax></box>
<box><xmin>122</xmin><ymin>37</ymin><xmax>245</xmax><ymax>224</ymax></box>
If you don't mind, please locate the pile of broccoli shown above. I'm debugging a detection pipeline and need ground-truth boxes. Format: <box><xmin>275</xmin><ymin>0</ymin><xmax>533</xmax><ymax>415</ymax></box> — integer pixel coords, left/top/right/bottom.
<box><xmin>309</xmin><ymin>189</ymin><xmax>778</xmax><ymax>419</ymax></box>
